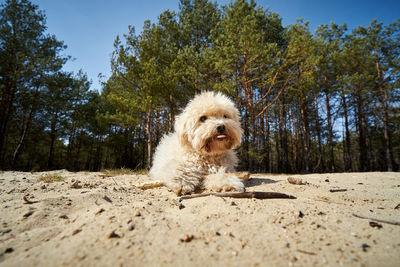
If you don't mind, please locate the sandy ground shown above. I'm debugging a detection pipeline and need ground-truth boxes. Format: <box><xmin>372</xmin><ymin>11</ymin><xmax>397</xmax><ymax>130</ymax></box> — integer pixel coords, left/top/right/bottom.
<box><xmin>0</xmin><ymin>170</ymin><xmax>399</xmax><ymax>267</ymax></box>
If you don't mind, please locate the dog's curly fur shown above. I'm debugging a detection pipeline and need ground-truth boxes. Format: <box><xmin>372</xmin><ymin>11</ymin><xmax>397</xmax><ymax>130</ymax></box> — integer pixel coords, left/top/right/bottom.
<box><xmin>150</xmin><ymin>91</ymin><xmax>245</xmax><ymax>195</ymax></box>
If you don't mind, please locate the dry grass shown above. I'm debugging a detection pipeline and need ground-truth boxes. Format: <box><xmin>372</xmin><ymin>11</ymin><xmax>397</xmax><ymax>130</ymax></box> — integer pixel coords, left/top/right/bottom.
<box><xmin>37</xmin><ymin>173</ymin><xmax>65</xmax><ymax>183</ymax></box>
<box><xmin>100</xmin><ymin>168</ymin><xmax>144</xmax><ymax>176</ymax></box>
<box><xmin>132</xmin><ymin>169</ymin><xmax>148</xmax><ymax>175</ymax></box>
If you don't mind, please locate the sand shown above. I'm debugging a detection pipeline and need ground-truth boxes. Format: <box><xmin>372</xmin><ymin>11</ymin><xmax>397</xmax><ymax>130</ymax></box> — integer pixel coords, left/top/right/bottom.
<box><xmin>0</xmin><ymin>170</ymin><xmax>399</xmax><ymax>266</ymax></box>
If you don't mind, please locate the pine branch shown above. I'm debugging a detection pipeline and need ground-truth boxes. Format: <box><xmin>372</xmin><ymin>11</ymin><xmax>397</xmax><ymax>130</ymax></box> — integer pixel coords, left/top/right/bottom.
<box><xmin>179</xmin><ymin>191</ymin><xmax>296</xmax><ymax>201</ymax></box>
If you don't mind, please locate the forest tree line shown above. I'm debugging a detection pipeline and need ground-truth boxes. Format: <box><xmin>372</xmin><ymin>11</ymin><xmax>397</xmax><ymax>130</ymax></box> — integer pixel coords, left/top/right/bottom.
<box><xmin>1</xmin><ymin>0</ymin><xmax>399</xmax><ymax>173</ymax></box>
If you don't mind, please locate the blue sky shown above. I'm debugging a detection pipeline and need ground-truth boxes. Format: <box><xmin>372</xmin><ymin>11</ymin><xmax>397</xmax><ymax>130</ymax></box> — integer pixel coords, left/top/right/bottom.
<box><xmin>32</xmin><ymin>0</ymin><xmax>400</xmax><ymax>91</ymax></box>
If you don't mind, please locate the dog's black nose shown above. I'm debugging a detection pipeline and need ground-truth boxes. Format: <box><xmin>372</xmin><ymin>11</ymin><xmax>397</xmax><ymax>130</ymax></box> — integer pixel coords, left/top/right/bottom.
<box><xmin>216</xmin><ymin>124</ymin><xmax>226</xmax><ymax>134</ymax></box>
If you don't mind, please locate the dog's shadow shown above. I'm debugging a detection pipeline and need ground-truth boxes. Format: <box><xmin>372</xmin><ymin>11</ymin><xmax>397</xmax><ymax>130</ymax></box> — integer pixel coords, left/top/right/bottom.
<box><xmin>243</xmin><ymin>177</ymin><xmax>278</xmax><ymax>188</ymax></box>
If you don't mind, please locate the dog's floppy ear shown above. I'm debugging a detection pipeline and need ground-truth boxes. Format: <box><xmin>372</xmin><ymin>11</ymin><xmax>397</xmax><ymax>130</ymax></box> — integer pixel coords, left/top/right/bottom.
<box><xmin>174</xmin><ymin>113</ymin><xmax>191</xmax><ymax>147</ymax></box>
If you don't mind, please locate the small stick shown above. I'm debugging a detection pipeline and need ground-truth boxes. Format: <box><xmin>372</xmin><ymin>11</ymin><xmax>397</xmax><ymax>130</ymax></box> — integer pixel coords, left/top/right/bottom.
<box><xmin>297</xmin><ymin>249</ymin><xmax>317</xmax><ymax>255</ymax></box>
<box><xmin>352</xmin><ymin>213</ymin><xmax>400</xmax><ymax>226</ymax></box>
<box><xmin>23</xmin><ymin>195</ymin><xmax>38</xmax><ymax>204</ymax></box>
<box><xmin>179</xmin><ymin>191</ymin><xmax>296</xmax><ymax>201</ymax></box>
<box><xmin>135</xmin><ymin>180</ymin><xmax>165</xmax><ymax>189</ymax></box>
<box><xmin>329</xmin><ymin>189</ymin><xmax>347</xmax><ymax>193</ymax></box>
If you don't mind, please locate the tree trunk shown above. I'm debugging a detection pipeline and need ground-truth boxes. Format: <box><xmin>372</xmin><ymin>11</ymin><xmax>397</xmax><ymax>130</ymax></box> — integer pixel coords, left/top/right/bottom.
<box><xmin>275</xmin><ymin>129</ymin><xmax>280</xmax><ymax>173</ymax></box>
<box><xmin>47</xmin><ymin>114</ymin><xmax>58</xmax><ymax>170</ymax></box>
<box><xmin>0</xmin><ymin>80</ymin><xmax>17</xmax><ymax>168</ymax></box>
<box><xmin>242</xmin><ymin>109</ymin><xmax>250</xmax><ymax>171</ymax></box>
<box><xmin>93</xmin><ymin>135</ymin><xmax>103</xmax><ymax>171</ymax></box>
<box><xmin>168</xmin><ymin>94</ymin><xmax>175</xmax><ymax>132</ymax></box>
<box><xmin>314</xmin><ymin>97</ymin><xmax>325</xmax><ymax>172</ymax></box>
<box><xmin>74</xmin><ymin>131</ymin><xmax>82</xmax><ymax>171</ymax></box>
<box><xmin>300</xmin><ymin>98</ymin><xmax>311</xmax><ymax>173</ymax></box>
<box><xmin>341</xmin><ymin>91</ymin><xmax>352</xmax><ymax>171</ymax></box>
<box><xmin>382</xmin><ymin>104</ymin><xmax>394</xmax><ymax>171</ymax></box>
<box><xmin>11</xmin><ymin>85</ymin><xmax>40</xmax><ymax>168</ymax></box>
<box><xmin>292</xmin><ymin>109</ymin><xmax>300</xmax><ymax>173</ymax></box>
<box><xmin>145</xmin><ymin>101</ymin><xmax>153</xmax><ymax>170</ymax></box>
<box><xmin>354</xmin><ymin>84</ymin><xmax>368</xmax><ymax>171</ymax></box>
<box><xmin>324</xmin><ymin>77</ymin><xmax>335</xmax><ymax>172</ymax></box>
<box><xmin>11</xmin><ymin>96</ymin><xmax>37</xmax><ymax>169</ymax></box>
<box><xmin>279</xmin><ymin>101</ymin><xmax>289</xmax><ymax>173</ymax></box>
<box><xmin>242</xmin><ymin>52</ymin><xmax>256</xmax><ymax>171</ymax></box>
<box><xmin>261</xmin><ymin>112</ymin><xmax>270</xmax><ymax>173</ymax></box>
<box><xmin>66</xmin><ymin>122</ymin><xmax>76</xmax><ymax>170</ymax></box>
<box><xmin>376</xmin><ymin>61</ymin><xmax>394</xmax><ymax>171</ymax></box>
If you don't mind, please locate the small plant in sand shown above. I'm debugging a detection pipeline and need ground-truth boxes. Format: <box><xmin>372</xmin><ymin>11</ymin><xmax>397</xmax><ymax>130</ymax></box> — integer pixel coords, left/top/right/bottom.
<box><xmin>38</xmin><ymin>173</ymin><xmax>65</xmax><ymax>183</ymax></box>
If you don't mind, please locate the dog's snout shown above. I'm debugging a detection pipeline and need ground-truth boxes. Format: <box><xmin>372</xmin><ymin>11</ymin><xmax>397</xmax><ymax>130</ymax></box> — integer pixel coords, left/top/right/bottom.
<box><xmin>216</xmin><ymin>124</ymin><xmax>226</xmax><ymax>134</ymax></box>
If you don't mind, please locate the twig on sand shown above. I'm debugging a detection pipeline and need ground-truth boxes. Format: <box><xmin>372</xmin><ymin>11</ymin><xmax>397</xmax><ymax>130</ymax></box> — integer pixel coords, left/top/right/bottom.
<box><xmin>23</xmin><ymin>195</ymin><xmax>38</xmax><ymax>204</ymax></box>
<box><xmin>297</xmin><ymin>249</ymin><xmax>317</xmax><ymax>255</ymax></box>
<box><xmin>179</xmin><ymin>191</ymin><xmax>296</xmax><ymax>202</ymax></box>
<box><xmin>352</xmin><ymin>213</ymin><xmax>400</xmax><ymax>226</ymax></box>
<box><xmin>329</xmin><ymin>189</ymin><xmax>348</xmax><ymax>193</ymax></box>
<box><xmin>135</xmin><ymin>180</ymin><xmax>165</xmax><ymax>189</ymax></box>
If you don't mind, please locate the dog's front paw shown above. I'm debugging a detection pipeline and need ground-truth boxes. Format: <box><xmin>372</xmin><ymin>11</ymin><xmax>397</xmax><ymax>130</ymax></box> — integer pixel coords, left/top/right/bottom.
<box><xmin>168</xmin><ymin>180</ymin><xmax>198</xmax><ymax>196</ymax></box>
<box><xmin>220</xmin><ymin>175</ymin><xmax>245</xmax><ymax>192</ymax></box>
<box><xmin>204</xmin><ymin>173</ymin><xmax>245</xmax><ymax>192</ymax></box>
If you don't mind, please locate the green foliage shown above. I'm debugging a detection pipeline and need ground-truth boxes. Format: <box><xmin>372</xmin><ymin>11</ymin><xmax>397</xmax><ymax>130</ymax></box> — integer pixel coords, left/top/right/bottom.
<box><xmin>0</xmin><ymin>0</ymin><xmax>93</xmax><ymax>170</ymax></box>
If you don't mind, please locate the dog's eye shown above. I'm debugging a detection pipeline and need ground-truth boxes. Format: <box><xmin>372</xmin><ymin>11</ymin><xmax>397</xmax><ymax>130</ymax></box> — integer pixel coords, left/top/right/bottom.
<box><xmin>224</xmin><ymin>115</ymin><xmax>228</xmax><ymax>119</ymax></box>
<box><xmin>200</xmin><ymin>116</ymin><xmax>207</xmax><ymax>122</ymax></box>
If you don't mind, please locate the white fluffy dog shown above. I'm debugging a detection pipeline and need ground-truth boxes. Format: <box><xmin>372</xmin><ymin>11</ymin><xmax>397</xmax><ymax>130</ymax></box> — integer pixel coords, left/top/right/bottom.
<box><xmin>150</xmin><ymin>91</ymin><xmax>245</xmax><ymax>195</ymax></box>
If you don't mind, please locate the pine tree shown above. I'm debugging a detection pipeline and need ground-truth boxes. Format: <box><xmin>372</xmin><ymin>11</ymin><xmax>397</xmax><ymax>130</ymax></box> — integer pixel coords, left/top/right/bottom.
<box><xmin>0</xmin><ymin>0</ymin><xmax>68</xmax><ymax>168</ymax></box>
<box><xmin>211</xmin><ymin>0</ymin><xmax>284</xmax><ymax>170</ymax></box>
<box><xmin>315</xmin><ymin>22</ymin><xmax>347</xmax><ymax>172</ymax></box>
